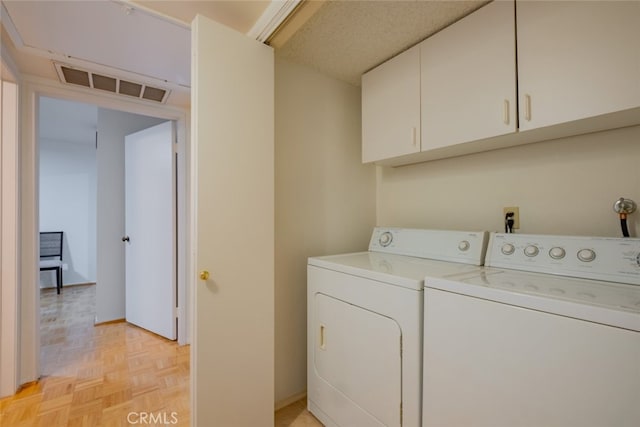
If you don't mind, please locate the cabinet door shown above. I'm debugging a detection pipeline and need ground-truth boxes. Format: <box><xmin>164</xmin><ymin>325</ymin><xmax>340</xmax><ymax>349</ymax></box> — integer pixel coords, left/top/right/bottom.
<box><xmin>517</xmin><ymin>1</ymin><xmax>640</xmax><ymax>131</ymax></box>
<box><xmin>362</xmin><ymin>45</ymin><xmax>420</xmax><ymax>163</ymax></box>
<box><xmin>421</xmin><ymin>0</ymin><xmax>516</xmax><ymax>151</ymax></box>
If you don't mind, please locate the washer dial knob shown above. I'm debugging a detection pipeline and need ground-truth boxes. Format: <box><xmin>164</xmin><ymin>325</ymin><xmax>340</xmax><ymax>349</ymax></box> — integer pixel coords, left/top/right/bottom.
<box><xmin>577</xmin><ymin>248</ymin><xmax>596</xmax><ymax>263</ymax></box>
<box><xmin>549</xmin><ymin>247</ymin><xmax>566</xmax><ymax>260</ymax></box>
<box><xmin>458</xmin><ymin>240</ymin><xmax>470</xmax><ymax>251</ymax></box>
<box><xmin>501</xmin><ymin>243</ymin><xmax>515</xmax><ymax>255</ymax></box>
<box><xmin>379</xmin><ymin>231</ymin><xmax>393</xmax><ymax>247</ymax></box>
<box><xmin>524</xmin><ymin>245</ymin><xmax>539</xmax><ymax>257</ymax></box>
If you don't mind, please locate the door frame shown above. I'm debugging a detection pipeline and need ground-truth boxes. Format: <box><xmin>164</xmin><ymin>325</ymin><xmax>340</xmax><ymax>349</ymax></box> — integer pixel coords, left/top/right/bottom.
<box><xmin>1</xmin><ymin>71</ymin><xmax>20</xmax><ymax>398</ymax></box>
<box><xmin>19</xmin><ymin>75</ymin><xmax>190</xmax><ymax>385</ymax></box>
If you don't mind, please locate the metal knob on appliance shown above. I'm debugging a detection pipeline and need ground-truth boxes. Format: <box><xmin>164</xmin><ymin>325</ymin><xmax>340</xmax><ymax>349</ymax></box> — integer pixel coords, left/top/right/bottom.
<box><xmin>122</xmin><ymin>236</ymin><xmax>130</xmax><ymax>242</ymax></box>
<box><xmin>613</xmin><ymin>197</ymin><xmax>637</xmax><ymax>214</ymax></box>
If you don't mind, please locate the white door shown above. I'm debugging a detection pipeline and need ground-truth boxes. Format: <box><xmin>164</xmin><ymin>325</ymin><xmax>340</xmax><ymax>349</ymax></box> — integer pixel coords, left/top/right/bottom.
<box><xmin>124</xmin><ymin>121</ymin><xmax>176</xmax><ymax>340</ymax></box>
<box><xmin>192</xmin><ymin>15</ymin><xmax>274</xmax><ymax>426</ymax></box>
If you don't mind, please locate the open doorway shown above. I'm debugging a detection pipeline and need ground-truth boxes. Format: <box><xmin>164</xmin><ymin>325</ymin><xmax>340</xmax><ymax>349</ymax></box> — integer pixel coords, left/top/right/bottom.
<box><xmin>13</xmin><ymin>77</ymin><xmax>190</xmax><ymax>414</ymax></box>
<box><xmin>37</xmin><ymin>96</ymin><xmax>189</xmax><ymax>412</ymax></box>
<box><xmin>32</xmin><ymin>94</ymin><xmax>190</xmax><ymax>424</ymax></box>
<box><xmin>37</xmin><ymin>97</ymin><xmax>171</xmax><ymax>300</ymax></box>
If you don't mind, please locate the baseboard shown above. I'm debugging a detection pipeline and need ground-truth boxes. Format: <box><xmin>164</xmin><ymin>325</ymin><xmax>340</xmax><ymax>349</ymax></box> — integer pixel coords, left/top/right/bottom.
<box><xmin>275</xmin><ymin>391</ymin><xmax>307</xmax><ymax>411</ymax></box>
<box><xmin>40</xmin><ymin>282</ymin><xmax>96</xmax><ymax>290</ymax></box>
<box><xmin>94</xmin><ymin>318</ymin><xmax>125</xmax><ymax>326</ymax></box>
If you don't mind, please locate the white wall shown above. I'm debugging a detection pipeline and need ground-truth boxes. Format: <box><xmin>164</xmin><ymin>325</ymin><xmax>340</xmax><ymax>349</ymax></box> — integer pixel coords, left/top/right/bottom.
<box><xmin>377</xmin><ymin>125</ymin><xmax>640</xmax><ymax>238</ymax></box>
<box><xmin>274</xmin><ymin>58</ymin><xmax>377</xmax><ymax>406</ymax></box>
<box><xmin>95</xmin><ymin>108</ymin><xmax>165</xmax><ymax>323</ymax></box>
<box><xmin>39</xmin><ymin>137</ymin><xmax>97</xmax><ymax>287</ymax></box>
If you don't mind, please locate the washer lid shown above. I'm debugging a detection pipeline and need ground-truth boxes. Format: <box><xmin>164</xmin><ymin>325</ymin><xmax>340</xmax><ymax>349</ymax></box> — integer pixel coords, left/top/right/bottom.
<box><xmin>426</xmin><ymin>268</ymin><xmax>640</xmax><ymax>332</ymax></box>
<box><xmin>309</xmin><ymin>251</ymin><xmax>484</xmax><ymax>291</ymax></box>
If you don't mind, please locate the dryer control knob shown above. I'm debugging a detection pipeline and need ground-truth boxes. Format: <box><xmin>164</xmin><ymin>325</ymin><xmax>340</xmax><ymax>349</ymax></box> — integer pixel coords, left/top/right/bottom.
<box><xmin>501</xmin><ymin>243</ymin><xmax>515</xmax><ymax>255</ymax></box>
<box><xmin>458</xmin><ymin>240</ymin><xmax>470</xmax><ymax>251</ymax></box>
<box><xmin>379</xmin><ymin>231</ymin><xmax>393</xmax><ymax>247</ymax></box>
<box><xmin>577</xmin><ymin>248</ymin><xmax>596</xmax><ymax>263</ymax></box>
<box><xmin>524</xmin><ymin>245</ymin><xmax>539</xmax><ymax>257</ymax></box>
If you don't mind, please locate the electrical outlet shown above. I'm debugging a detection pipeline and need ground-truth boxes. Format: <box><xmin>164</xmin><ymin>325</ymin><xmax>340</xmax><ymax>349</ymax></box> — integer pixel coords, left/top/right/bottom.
<box><xmin>503</xmin><ymin>206</ymin><xmax>520</xmax><ymax>229</ymax></box>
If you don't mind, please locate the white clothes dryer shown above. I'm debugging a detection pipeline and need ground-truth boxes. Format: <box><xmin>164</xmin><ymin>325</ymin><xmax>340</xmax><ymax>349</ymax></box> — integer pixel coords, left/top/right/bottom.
<box><xmin>423</xmin><ymin>233</ymin><xmax>640</xmax><ymax>427</ymax></box>
<box><xmin>308</xmin><ymin>227</ymin><xmax>488</xmax><ymax>427</ymax></box>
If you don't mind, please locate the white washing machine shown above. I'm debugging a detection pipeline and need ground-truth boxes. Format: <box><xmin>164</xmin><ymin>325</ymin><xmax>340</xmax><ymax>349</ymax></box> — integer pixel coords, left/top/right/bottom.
<box><xmin>423</xmin><ymin>233</ymin><xmax>640</xmax><ymax>427</ymax></box>
<box><xmin>307</xmin><ymin>227</ymin><xmax>488</xmax><ymax>427</ymax></box>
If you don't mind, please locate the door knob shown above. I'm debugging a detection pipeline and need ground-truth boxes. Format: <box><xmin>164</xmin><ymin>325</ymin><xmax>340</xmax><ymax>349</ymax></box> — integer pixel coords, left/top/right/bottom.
<box><xmin>199</xmin><ymin>270</ymin><xmax>210</xmax><ymax>281</ymax></box>
<box><xmin>122</xmin><ymin>236</ymin><xmax>130</xmax><ymax>242</ymax></box>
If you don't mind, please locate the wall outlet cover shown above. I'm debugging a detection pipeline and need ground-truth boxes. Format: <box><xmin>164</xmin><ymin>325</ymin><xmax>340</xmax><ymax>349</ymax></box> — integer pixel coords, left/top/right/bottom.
<box><xmin>503</xmin><ymin>206</ymin><xmax>520</xmax><ymax>229</ymax></box>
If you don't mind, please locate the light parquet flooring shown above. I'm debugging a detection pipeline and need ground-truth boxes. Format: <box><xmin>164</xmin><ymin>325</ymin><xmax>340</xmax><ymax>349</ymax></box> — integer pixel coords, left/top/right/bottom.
<box><xmin>275</xmin><ymin>399</ymin><xmax>323</xmax><ymax>427</ymax></box>
<box><xmin>1</xmin><ymin>284</ymin><xmax>322</xmax><ymax>427</ymax></box>
<box><xmin>0</xmin><ymin>285</ymin><xmax>190</xmax><ymax>427</ymax></box>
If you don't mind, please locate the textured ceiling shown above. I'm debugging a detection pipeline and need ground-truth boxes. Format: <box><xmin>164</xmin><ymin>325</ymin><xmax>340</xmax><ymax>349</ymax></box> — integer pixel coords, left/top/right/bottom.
<box><xmin>276</xmin><ymin>0</ymin><xmax>489</xmax><ymax>86</ymax></box>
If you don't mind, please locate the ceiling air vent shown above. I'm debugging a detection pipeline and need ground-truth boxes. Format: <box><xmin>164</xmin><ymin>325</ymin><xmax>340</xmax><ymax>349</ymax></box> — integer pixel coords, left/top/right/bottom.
<box><xmin>60</xmin><ymin>67</ymin><xmax>91</xmax><ymax>87</ymax></box>
<box><xmin>54</xmin><ymin>63</ymin><xmax>170</xmax><ymax>103</ymax></box>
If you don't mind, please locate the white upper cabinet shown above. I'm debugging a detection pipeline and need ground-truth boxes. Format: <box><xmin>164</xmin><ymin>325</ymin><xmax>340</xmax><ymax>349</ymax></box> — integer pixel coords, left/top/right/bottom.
<box><xmin>517</xmin><ymin>0</ymin><xmax>640</xmax><ymax>131</ymax></box>
<box><xmin>361</xmin><ymin>0</ymin><xmax>640</xmax><ymax>166</ymax></box>
<box><xmin>421</xmin><ymin>0</ymin><xmax>516</xmax><ymax>150</ymax></box>
<box><xmin>362</xmin><ymin>45</ymin><xmax>421</xmax><ymax>163</ymax></box>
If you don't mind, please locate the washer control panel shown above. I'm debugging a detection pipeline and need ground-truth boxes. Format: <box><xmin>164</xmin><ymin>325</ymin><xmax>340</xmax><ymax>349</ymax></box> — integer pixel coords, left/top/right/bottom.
<box><xmin>486</xmin><ymin>233</ymin><xmax>640</xmax><ymax>285</ymax></box>
<box><xmin>369</xmin><ymin>228</ymin><xmax>488</xmax><ymax>266</ymax></box>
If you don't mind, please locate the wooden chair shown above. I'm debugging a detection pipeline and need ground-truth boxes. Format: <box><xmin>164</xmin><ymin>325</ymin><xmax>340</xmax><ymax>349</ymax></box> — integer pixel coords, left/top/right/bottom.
<box><xmin>40</xmin><ymin>231</ymin><xmax>64</xmax><ymax>294</ymax></box>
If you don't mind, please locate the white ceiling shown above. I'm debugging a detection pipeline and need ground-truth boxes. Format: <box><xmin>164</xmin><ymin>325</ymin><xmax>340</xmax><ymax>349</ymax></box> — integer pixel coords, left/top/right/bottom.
<box><xmin>2</xmin><ymin>0</ymin><xmax>194</xmax><ymax>106</ymax></box>
<box><xmin>1</xmin><ymin>1</ymin><xmax>271</xmax><ymax>108</ymax></box>
<box><xmin>5</xmin><ymin>1</ymin><xmax>191</xmax><ymax>86</ymax></box>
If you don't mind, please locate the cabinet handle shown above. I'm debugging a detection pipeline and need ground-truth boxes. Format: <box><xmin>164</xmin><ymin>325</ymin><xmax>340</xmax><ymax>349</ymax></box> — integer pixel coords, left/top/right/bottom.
<box><xmin>411</xmin><ymin>127</ymin><xmax>417</xmax><ymax>146</ymax></box>
<box><xmin>524</xmin><ymin>94</ymin><xmax>532</xmax><ymax>121</ymax></box>
<box><xmin>319</xmin><ymin>324</ymin><xmax>326</xmax><ymax>350</ymax></box>
<box><xmin>503</xmin><ymin>99</ymin><xmax>510</xmax><ymax>125</ymax></box>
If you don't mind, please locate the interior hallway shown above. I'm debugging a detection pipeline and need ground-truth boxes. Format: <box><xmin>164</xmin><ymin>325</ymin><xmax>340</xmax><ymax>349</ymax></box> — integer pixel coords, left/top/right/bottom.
<box><xmin>0</xmin><ymin>284</ymin><xmax>320</xmax><ymax>426</ymax></box>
